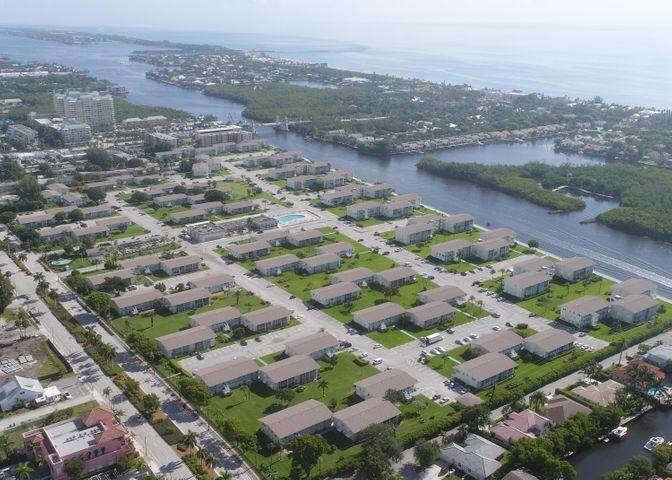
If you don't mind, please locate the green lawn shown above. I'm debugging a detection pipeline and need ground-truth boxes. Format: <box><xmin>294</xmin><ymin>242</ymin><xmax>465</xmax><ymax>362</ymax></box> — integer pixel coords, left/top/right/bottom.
<box><xmin>38</xmin><ymin>342</ymin><xmax>70</xmax><ymax>380</ymax></box>
<box><xmin>428</xmin><ymin>345</ymin><xmax>472</xmax><ymax>377</ymax></box>
<box><xmin>67</xmin><ymin>257</ymin><xmax>93</xmax><ymax>270</ymax></box>
<box><xmin>111</xmin><ymin>289</ymin><xmax>267</xmax><ymax>340</ymax></box>
<box><xmin>203</xmin><ymin>353</ymin><xmax>378</xmax><ymax>477</ymax></box>
<box><xmin>484</xmin><ymin>275</ymin><xmax>614</xmax><ymax>321</ymax></box>
<box><xmin>587</xmin><ymin>305</ymin><xmax>672</xmax><ymax>343</ymax></box>
<box><xmin>381</xmin><ymin>228</ymin><xmax>483</xmax><ymax>259</ymax></box>
<box><xmin>105</xmin><ymin>223</ymin><xmax>149</xmax><ymax>241</ymax></box>
<box><xmin>202</xmin><ymin>353</ymin><xmax>453</xmax><ymax>478</ymax></box>
<box><xmin>367</xmin><ymin>327</ymin><xmax>417</xmax><ymax>348</ymax></box>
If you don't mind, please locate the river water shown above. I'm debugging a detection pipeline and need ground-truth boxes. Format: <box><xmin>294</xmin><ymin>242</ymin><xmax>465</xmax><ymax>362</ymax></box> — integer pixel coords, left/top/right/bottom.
<box><xmin>3</xmin><ymin>33</ymin><xmax>672</xmax><ymax>477</ymax></box>
<box><xmin>2</xmin><ymin>34</ymin><xmax>672</xmax><ymax>302</ymax></box>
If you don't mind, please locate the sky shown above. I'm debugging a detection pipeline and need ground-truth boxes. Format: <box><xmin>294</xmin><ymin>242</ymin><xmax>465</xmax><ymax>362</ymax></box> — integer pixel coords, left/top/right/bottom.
<box><xmin>0</xmin><ymin>0</ymin><xmax>670</xmax><ymax>41</ymax></box>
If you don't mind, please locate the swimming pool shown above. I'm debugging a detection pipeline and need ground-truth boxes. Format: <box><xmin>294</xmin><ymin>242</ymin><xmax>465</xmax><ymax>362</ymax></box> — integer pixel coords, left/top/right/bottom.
<box><xmin>278</xmin><ymin>213</ymin><xmax>306</xmax><ymax>223</ymax></box>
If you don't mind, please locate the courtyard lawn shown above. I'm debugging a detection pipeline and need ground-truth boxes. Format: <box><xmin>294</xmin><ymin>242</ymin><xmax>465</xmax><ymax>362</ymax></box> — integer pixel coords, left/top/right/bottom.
<box><xmin>428</xmin><ymin>345</ymin><xmax>472</xmax><ymax>378</ymax></box>
<box><xmin>256</xmin><ymin>351</ymin><xmax>287</xmax><ymax>366</ymax></box>
<box><xmin>381</xmin><ymin>229</ymin><xmax>483</xmax><ymax>259</ymax></box>
<box><xmin>508</xmin><ymin>275</ymin><xmax>613</xmax><ymax>321</ymax></box>
<box><xmin>111</xmin><ymin>289</ymin><xmax>267</xmax><ymax>341</ymax></box>
<box><xmin>67</xmin><ymin>257</ymin><xmax>93</xmax><ymax>270</ymax></box>
<box><xmin>367</xmin><ymin>327</ymin><xmax>417</xmax><ymax>348</ymax></box>
<box><xmin>105</xmin><ymin>223</ymin><xmax>149</xmax><ymax>241</ymax></box>
<box><xmin>482</xmin><ymin>348</ymin><xmax>593</xmax><ymax>399</ymax></box>
<box><xmin>202</xmin><ymin>353</ymin><xmax>378</xmax><ymax>477</ymax></box>
<box><xmin>202</xmin><ymin>353</ymin><xmax>452</xmax><ymax>478</ymax></box>
<box><xmin>460</xmin><ymin>301</ymin><xmax>490</xmax><ymax>319</ymax></box>
<box><xmin>587</xmin><ymin>304</ymin><xmax>672</xmax><ymax>343</ymax></box>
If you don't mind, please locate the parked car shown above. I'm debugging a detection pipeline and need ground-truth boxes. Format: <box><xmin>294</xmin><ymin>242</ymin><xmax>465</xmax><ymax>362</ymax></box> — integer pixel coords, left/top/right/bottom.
<box><xmin>372</xmin><ymin>358</ymin><xmax>383</xmax><ymax>366</ymax></box>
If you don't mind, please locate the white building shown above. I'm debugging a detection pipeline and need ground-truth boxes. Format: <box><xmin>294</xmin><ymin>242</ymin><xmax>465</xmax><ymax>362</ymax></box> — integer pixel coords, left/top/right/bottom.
<box><xmin>0</xmin><ymin>376</ymin><xmax>45</xmax><ymax>411</ymax></box>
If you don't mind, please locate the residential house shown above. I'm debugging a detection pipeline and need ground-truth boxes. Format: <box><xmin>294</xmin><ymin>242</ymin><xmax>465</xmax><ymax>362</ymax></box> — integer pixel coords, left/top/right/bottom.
<box><xmin>241</xmin><ymin>305</ymin><xmax>291</xmax><ymax>332</ymax></box>
<box><xmin>86</xmin><ymin>269</ymin><xmax>136</xmax><ymax>291</ymax></box>
<box><xmin>256</xmin><ymin>229</ymin><xmax>290</xmax><ymax>246</ymax></box>
<box><xmin>612</xmin><ymin>278</ymin><xmax>657</xmax><ymax>299</ymax></box>
<box><xmin>419</xmin><ymin>285</ymin><xmax>467</xmax><ymax>305</ymax></box>
<box><xmin>554</xmin><ymin>257</ymin><xmax>595</xmax><ymax>282</ymax></box>
<box><xmin>512</xmin><ymin>257</ymin><xmax>554</xmax><ymax>276</ymax></box>
<box><xmin>354</xmin><ymin>369</ymin><xmax>417</xmax><ymax>400</ymax></box>
<box><xmin>346</xmin><ymin>201</ymin><xmax>381</xmax><ymax>220</ymax></box>
<box><xmin>169</xmin><ymin>209</ymin><xmax>207</xmax><ymax>225</ymax></box>
<box><xmin>611</xmin><ymin>295</ymin><xmax>659</xmax><ymax>324</ymax></box>
<box><xmin>503</xmin><ymin>471</ymin><xmax>540</xmax><ymax>480</ymax></box>
<box><xmin>612</xmin><ymin>360</ymin><xmax>666</xmax><ymax>391</ymax></box>
<box><xmin>118</xmin><ymin>254</ymin><xmax>162</xmax><ymax>274</ymax></box>
<box><xmin>544</xmin><ymin>394</ymin><xmax>591</xmax><ymax>424</ymax></box>
<box><xmin>332</xmin><ymin>398</ymin><xmax>401</xmax><ymax>441</ymax></box>
<box><xmin>111</xmin><ymin>289</ymin><xmax>163</xmax><ymax>316</ymax></box>
<box><xmin>395</xmin><ymin>223</ymin><xmax>434</xmax><ymax>245</ymax></box>
<box><xmin>405</xmin><ymin>301</ymin><xmax>456</xmax><ymax>328</ymax></box>
<box><xmin>453</xmin><ymin>353</ymin><xmax>517</xmax><ymax>390</ymax></box>
<box><xmin>23</xmin><ymin>406</ymin><xmax>132</xmax><ymax>480</ymax></box>
<box><xmin>259</xmin><ymin>355</ymin><xmax>320</xmax><ymax>390</ymax></box>
<box><xmin>374</xmin><ymin>266</ymin><xmax>416</xmax><ymax>288</ymax></box>
<box><xmin>523</xmin><ymin>328</ymin><xmax>575</xmax><ymax>359</ymax></box>
<box><xmin>190</xmin><ymin>306</ymin><xmax>242</xmax><ymax>331</ymax></box>
<box><xmin>187</xmin><ymin>273</ymin><xmax>235</xmax><ymax>293</ymax></box>
<box><xmin>228</xmin><ymin>240</ymin><xmax>272</xmax><ymax>260</ymax></box>
<box><xmin>193</xmin><ymin>357</ymin><xmax>258</xmax><ymax>394</ymax></box>
<box><xmin>491</xmin><ymin>409</ymin><xmax>551</xmax><ymax>444</ymax></box>
<box><xmin>153</xmin><ymin>193</ymin><xmax>189</xmax><ymax>208</ymax></box>
<box><xmin>394</xmin><ymin>193</ymin><xmax>421</xmax><ymax>207</ymax></box>
<box><xmin>160</xmin><ymin>255</ymin><xmax>201</xmax><ymax>276</ymax></box>
<box><xmin>260</xmin><ymin>400</ymin><xmax>332</xmax><ymax>444</ymax></box>
<box><xmin>163</xmin><ymin>288</ymin><xmax>211</xmax><ymax>313</ymax></box>
<box><xmin>381</xmin><ymin>200</ymin><xmax>414</xmax><ymax>218</ymax></box>
<box><xmin>284</xmin><ymin>332</ymin><xmax>339</xmax><ymax>360</ymax></box>
<box><xmin>300</xmin><ymin>253</ymin><xmax>341</xmax><ymax>274</ymax></box>
<box><xmin>223</xmin><ymin>200</ymin><xmax>256</xmax><ymax>216</ymax></box>
<box><xmin>156</xmin><ymin>325</ymin><xmax>216</xmax><ymax>358</ymax></box>
<box><xmin>0</xmin><ymin>376</ymin><xmax>45</xmax><ymax>411</ymax></box>
<box><xmin>331</xmin><ymin>267</ymin><xmax>374</xmax><ymax>286</ymax></box>
<box><xmin>256</xmin><ymin>254</ymin><xmax>300</xmax><ymax>276</ymax></box>
<box><xmin>287</xmin><ymin>229</ymin><xmax>323</xmax><ymax>247</ymax></box>
<box><xmin>353</xmin><ymin>302</ymin><xmax>406</xmax><ymax>331</ymax></box>
<box><xmin>286</xmin><ymin>175</ymin><xmax>317</xmax><ymax>190</ymax></box>
<box><xmin>472</xmin><ymin>238</ymin><xmax>510</xmax><ymax>261</ymax></box>
<box><xmin>70</xmin><ymin>225</ymin><xmax>109</xmax><ymax>242</ymax></box>
<box><xmin>440</xmin><ymin>433</ymin><xmax>505</xmax><ymax>480</ymax></box>
<box><xmin>571</xmin><ymin>380</ymin><xmax>624</xmax><ymax>407</ymax></box>
<box><xmin>643</xmin><ymin>345</ymin><xmax>672</xmax><ymax>369</ymax></box>
<box><xmin>481</xmin><ymin>228</ymin><xmax>516</xmax><ymax>244</ymax></box>
<box><xmin>471</xmin><ymin>331</ymin><xmax>524</xmax><ymax>357</ymax></box>
<box><xmin>316</xmin><ymin>241</ymin><xmax>355</xmax><ymax>258</ymax></box>
<box><xmin>363</xmin><ymin>183</ymin><xmax>395</xmax><ymax>198</ymax></box>
<box><xmin>559</xmin><ymin>295</ymin><xmax>611</xmax><ymax>329</ymax></box>
<box><xmin>430</xmin><ymin>239</ymin><xmax>472</xmax><ymax>263</ymax></box>
<box><xmin>310</xmin><ymin>282</ymin><xmax>361</xmax><ymax>307</ymax></box>
<box><xmin>321</xmin><ymin>189</ymin><xmax>356</xmax><ymax>206</ymax></box>
<box><xmin>440</xmin><ymin>213</ymin><xmax>474</xmax><ymax>233</ymax></box>
<box><xmin>503</xmin><ymin>271</ymin><xmax>550</xmax><ymax>299</ymax></box>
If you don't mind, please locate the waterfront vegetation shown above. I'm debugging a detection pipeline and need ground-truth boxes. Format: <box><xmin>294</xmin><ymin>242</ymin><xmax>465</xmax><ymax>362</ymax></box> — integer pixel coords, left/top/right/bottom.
<box><xmin>417</xmin><ymin>159</ymin><xmax>672</xmax><ymax>242</ymax></box>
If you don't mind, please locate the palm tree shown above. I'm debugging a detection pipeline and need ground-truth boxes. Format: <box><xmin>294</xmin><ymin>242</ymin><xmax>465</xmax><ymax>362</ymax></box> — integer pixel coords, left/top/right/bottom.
<box><xmin>318</xmin><ymin>379</ymin><xmax>328</xmax><ymax>397</ymax></box>
<box><xmin>17</xmin><ymin>252</ymin><xmax>27</xmax><ymax>263</ymax></box>
<box><xmin>103</xmin><ymin>386</ymin><xmax>112</xmax><ymax>402</ymax></box>
<box><xmin>112</xmin><ymin>408</ymin><xmax>125</xmax><ymax>419</ymax></box>
<box><xmin>0</xmin><ymin>435</ymin><xmax>11</xmax><ymax>460</ymax></box>
<box><xmin>14</xmin><ymin>463</ymin><xmax>32</xmax><ymax>480</ymax></box>
<box><xmin>183</xmin><ymin>430</ymin><xmax>198</xmax><ymax>451</ymax></box>
<box><xmin>529</xmin><ymin>391</ymin><xmax>547</xmax><ymax>412</ymax></box>
<box><xmin>476</xmin><ymin>299</ymin><xmax>484</xmax><ymax>315</ymax></box>
<box><xmin>234</xmin><ymin>288</ymin><xmax>242</xmax><ymax>305</ymax></box>
<box><xmin>33</xmin><ymin>272</ymin><xmax>45</xmax><ymax>283</ymax></box>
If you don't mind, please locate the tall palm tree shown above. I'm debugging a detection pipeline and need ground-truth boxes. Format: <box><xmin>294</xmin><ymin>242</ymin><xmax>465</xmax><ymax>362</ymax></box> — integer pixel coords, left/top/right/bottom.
<box><xmin>0</xmin><ymin>435</ymin><xmax>11</xmax><ymax>459</ymax></box>
<box><xmin>33</xmin><ymin>272</ymin><xmax>45</xmax><ymax>283</ymax></box>
<box><xmin>112</xmin><ymin>407</ymin><xmax>125</xmax><ymax>419</ymax></box>
<box><xmin>103</xmin><ymin>386</ymin><xmax>112</xmax><ymax>402</ymax></box>
<box><xmin>529</xmin><ymin>391</ymin><xmax>547</xmax><ymax>412</ymax></box>
<box><xmin>17</xmin><ymin>252</ymin><xmax>28</xmax><ymax>263</ymax></box>
<box><xmin>14</xmin><ymin>463</ymin><xmax>32</xmax><ymax>480</ymax></box>
<box><xmin>318</xmin><ymin>379</ymin><xmax>328</xmax><ymax>397</ymax></box>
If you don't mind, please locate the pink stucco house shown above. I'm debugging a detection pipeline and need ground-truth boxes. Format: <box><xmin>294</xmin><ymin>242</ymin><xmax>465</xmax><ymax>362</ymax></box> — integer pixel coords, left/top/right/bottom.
<box><xmin>23</xmin><ymin>406</ymin><xmax>132</xmax><ymax>480</ymax></box>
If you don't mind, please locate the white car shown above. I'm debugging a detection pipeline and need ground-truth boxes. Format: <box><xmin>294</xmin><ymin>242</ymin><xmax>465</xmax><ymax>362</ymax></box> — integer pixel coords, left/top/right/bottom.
<box><xmin>372</xmin><ymin>358</ymin><xmax>383</xmax><ymax>366</ymax></box>
<box><xmin>430</xmin><ymin>348</ymin><xmax>440</xmax><ymax>355</ymax></box>
<box><xmin>373</xmin><ymin>343</ymin><xmax>383</xmax><ymax>349</ymax></box>
<box><xmin>470</xmin><ymin>333</ymin><xmax>479</xmax><ymax>339</ymax></box>
<box><xmin>360</xmin><ymin>352</ymin><xmax>369</xmax><ymax>358</ymax></box>
<box><xmin>436</xmin><ymin>346</ymin><xmax>447</xmax><ymax>354</ymax></box>
<box><xmin>492</xmin><ymin>326</ymin><xmax>501</xmax><ymax>331</ymax></box>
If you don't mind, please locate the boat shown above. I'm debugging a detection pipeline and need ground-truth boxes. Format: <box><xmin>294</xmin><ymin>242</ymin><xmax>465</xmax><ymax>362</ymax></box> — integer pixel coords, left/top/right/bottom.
<box><xmin>610</xmin><ymin>426</ymin><xmax>628</xmax><ymax>439</ymax></box>
<box><xmin>644</xmin><ymin>436</ymin><xmax>664</xmax><ymax>451</ymax></box>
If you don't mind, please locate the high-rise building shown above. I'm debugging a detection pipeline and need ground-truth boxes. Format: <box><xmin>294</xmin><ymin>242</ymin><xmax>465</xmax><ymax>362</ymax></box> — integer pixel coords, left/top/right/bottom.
<box><xmin>6</xmin><ymin>124</ymin><xmax>38</xmax><ymax>145</ymax></box>
<box><xmin>53</xmin><ymin>90</ymin><xmax>115</xmax><ymax>128</ymax></box>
